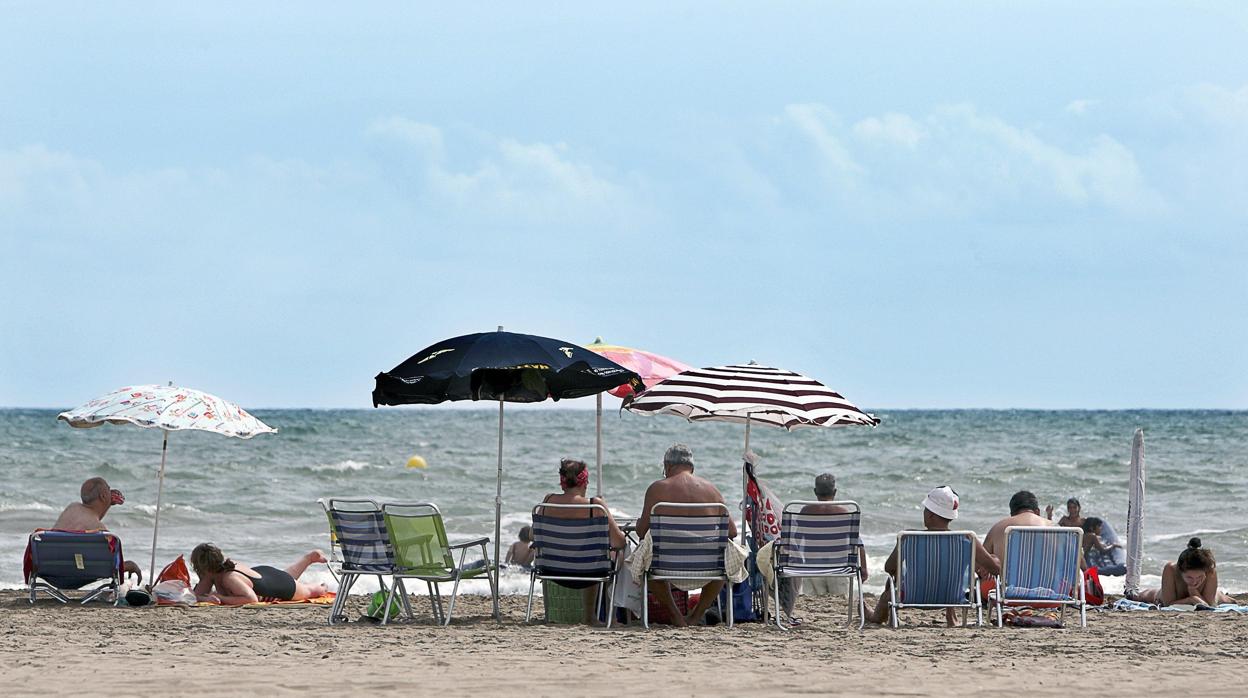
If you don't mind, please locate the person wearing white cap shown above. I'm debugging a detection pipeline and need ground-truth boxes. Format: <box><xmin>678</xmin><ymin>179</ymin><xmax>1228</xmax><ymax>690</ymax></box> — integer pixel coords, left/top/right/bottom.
<box><xmin>868</xmin><ymin>486</ymin><xmax>1000</xmax><ymax>626</ymax></box>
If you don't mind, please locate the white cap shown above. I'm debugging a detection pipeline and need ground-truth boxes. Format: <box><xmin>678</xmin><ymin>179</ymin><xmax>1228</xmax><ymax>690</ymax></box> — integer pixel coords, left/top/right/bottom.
<box><xmin>922</xmin><ymin>486</ymin><xmax>960</xmax><ymax>520</ymax></box>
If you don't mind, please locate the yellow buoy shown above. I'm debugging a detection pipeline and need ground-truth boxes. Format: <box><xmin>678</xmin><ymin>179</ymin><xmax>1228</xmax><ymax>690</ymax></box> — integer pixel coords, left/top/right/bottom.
<box><xmin>406</xmin><ymin>455</ymin><xmax>428</xmax><ymax>469</ymax></box>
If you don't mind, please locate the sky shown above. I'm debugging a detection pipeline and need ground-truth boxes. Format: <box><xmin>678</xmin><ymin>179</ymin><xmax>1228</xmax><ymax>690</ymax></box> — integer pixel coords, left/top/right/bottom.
<box><xmin>2</xmin><ymin>2</ymin><xmax>1246</xmax><ymax>409</ymax></box>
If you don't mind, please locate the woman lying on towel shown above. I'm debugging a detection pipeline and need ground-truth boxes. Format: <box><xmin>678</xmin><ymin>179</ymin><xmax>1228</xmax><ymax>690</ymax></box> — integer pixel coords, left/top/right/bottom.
<box><xmin>191</xmin><ymin>543</ymin><xmax>331</xmax><ymax>604</ymax></box>
<box><xmin>1131</xmin><ymin>538</ymin><xmax>1236</xmax><ymax>607</ymax></box>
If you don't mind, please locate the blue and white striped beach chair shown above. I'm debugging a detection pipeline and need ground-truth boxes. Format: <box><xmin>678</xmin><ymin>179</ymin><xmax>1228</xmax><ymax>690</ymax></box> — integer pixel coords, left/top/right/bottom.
<box><xmin>888</xmin><ymin>530</ymin><xmax>983</xmax><ymax>628</ymax></box>
<box><xmin>525</xmin><ymin>502</ymin><xmax>618</xmax><ymax>626</ymax></box>
<box><xmin>990</xmin><ymin>526</ymin><xmax>1086</xmax><ymax>628</ymax></box>
<box><xmin>643</xmin><ymin>502</ymin><xmax>733</xmax><ymax>629</ymax></box>
<box><xmin>769</xmin><ymin>501</ymin><xmax>865</xmax><ymax>629</ymax></box>
<box><xmin>324</xmin><ymin>498</ymin><xmax>402</xmax><ymax>625</ymax></box>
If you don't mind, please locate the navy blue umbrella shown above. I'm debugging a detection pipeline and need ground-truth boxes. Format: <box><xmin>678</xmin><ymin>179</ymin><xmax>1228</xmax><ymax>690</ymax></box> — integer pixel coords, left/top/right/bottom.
<box><xmin>373</xmin><ymin>328</ymin><xmax>643</xmax><ymax>619</ymax></box>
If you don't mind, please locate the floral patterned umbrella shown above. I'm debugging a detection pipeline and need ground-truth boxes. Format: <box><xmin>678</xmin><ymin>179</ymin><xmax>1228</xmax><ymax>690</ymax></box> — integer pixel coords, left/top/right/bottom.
<box><xmin>58</xmin><ymin>384</ymin><xmax>276</xmax><ymax>583</ymax></box>
<box><xmin>585</xmin><ymin>338</ymin><xmax>692</xmax><ymax>496</ymax></box>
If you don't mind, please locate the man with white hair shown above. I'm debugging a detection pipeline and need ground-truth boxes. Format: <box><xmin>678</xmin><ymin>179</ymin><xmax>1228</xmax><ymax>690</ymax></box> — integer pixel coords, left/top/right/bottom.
<box><xmin>868</xmin><ymin>486</ymin><xmax>999</xmax><ymax>626</ymax></box>
<box><xmin>635</xmin><ymin>443</ymin><xmax>738</xmax><ymax>627</ymax></box>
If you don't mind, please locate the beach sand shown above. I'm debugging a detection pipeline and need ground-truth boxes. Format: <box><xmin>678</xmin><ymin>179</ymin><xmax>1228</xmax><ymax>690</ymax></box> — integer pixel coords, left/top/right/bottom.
<box><xmin>2</xmin><ymin>591</ymin><xmax>1247</xmax><ymax>697</ymax></box>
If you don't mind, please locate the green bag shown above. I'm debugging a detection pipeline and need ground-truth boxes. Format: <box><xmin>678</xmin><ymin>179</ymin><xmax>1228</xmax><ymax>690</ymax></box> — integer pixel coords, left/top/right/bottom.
<box><xmin>365</xmin><ymin>590</ymin><xmax>403</xmax><ymax>621</ymax></box>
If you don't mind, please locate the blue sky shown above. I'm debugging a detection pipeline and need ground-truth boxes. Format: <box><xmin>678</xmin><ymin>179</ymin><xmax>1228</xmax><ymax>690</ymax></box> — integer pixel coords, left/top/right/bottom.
<box><xmin>2</xmin><ymin>2</ymin><xmax>1246</xmax><ymax>408</ymax></box>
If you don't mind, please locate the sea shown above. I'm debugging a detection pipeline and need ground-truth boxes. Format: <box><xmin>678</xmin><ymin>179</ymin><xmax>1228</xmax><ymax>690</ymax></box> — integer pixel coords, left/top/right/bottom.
<box><xmin>2</xmin><ymin>408</ymin><xmax>1245</xmax><ymax>596</ymax></box>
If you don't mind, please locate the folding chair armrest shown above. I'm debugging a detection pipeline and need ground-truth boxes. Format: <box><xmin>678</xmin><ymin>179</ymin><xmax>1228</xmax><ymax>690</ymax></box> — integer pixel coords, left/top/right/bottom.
<box><xmin>448</xmin><ymin>537</ymin><xmax>490</xmax><ymax>549</ymax></box>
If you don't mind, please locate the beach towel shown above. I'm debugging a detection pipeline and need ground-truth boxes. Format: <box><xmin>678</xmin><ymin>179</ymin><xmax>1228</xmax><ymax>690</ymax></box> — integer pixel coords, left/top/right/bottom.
<box><xmin>1112</xmin><ymin>598</ymin><xmax>1248</xmax><ymax>613</ymax></box>
<box><xmin>195</xmin><ymin>592</ymin><xmax>337</xmax><ymax>608</ymax></box>
<box><xmin>627</xmin><ymin>533</ymin><xmax>748</xmax><ymax>591</ymax></box>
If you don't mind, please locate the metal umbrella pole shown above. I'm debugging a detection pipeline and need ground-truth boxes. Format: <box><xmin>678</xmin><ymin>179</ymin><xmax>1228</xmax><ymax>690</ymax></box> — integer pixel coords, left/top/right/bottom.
<box><xmin>148</xmin><ymin>429</ymin><xmax>169</xmax><ymax>586</ymax></box>
<box><xmin>595</xmin><ymin>393</ymin><xmax>604</xmax><ymax>497</ymax></box>
<box><xmin>492</xmin><ymin>397</ymin><xmax>504</xmax><ymax>620</ymax></box>
<box><xmin>741</xmin><ymin>415</ymin><xmax>751</xmax><ymax>543</ymax></box>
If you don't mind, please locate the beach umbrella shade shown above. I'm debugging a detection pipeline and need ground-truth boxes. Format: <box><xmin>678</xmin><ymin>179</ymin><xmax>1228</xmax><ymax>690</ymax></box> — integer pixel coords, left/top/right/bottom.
<box><xmin>1124</xmin><ymin>428</ymin><xmax>1146</xmax><ymax>597</ymax></box>
<box><xmin>624</xmin><ymin>362</ymin><xmax>877</xmax><ymax>540</ymax></box>
<box><xmin>57</xmin><ymin>384</ymin><xmax>276</xmax><ymax>583</ymax></box>
<box><xmin>584</xmin><ymin>337</ymin><xmax>692</xmax><ymax>496</ymax></box>
<box><xmin>372</xmin><ymin>328</ymin><xmax>643</xmax><ymax>619</ymax></box>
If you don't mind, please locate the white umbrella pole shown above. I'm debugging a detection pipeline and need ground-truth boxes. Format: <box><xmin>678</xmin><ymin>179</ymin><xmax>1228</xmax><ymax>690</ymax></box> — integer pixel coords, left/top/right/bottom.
<box><xmin>595</xmin><ymin>393</ymin><xmax>604</xmax><ymax>498</ymax></box>
<box><xmin>1125</xmin><ymin>428</ymin><xmax>1146</xmax><ymax>596</ymax></box>
<box><xmin>148</xmin><ymin>429</ymin><xmax>169</xmax><ymax>587</ymax></box>
<box><xmin>741</xmin><ymin>416</ymin><xmax>751</xmax><ymax>543</ymax></box>
<box><xmin>492</xmin><ymin>398</ymin><xmax>504</xmax><ymax>621</ymax></box>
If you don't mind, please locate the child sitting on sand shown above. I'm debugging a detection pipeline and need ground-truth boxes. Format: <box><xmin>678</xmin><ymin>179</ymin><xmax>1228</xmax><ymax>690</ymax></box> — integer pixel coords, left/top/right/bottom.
<box><xmin>505</xmin><ymin>526</ymin><xmax>535</xmax><ymax>569</ymax></box>
<box><xmin>1131</xmin><ymin>538</ymin><xmax>1236</xmax><ymax>607</ymax></box>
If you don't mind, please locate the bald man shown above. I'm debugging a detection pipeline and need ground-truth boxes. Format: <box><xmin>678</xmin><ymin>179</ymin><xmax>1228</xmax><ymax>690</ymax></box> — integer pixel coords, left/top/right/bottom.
<box><xmin>53</xmin><ymin>477</ymin><xmax>143</xmax><ymax>584</ymax></box>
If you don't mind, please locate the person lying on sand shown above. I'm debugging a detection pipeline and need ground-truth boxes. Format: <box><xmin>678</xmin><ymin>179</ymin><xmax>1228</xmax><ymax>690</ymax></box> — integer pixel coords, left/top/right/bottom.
<box><xmin>635</xmin><ymin>443</ymin><xmax>738</xmax><ymax>627</ymax></box>
<box><xmin>190</xmin><ymin>543</ymin><xmax>330</xmax><ymax>604</ymax></box>
<box><xmin>537</xmin><ymin>458</ymin><xmax>627</xmax><ymax>625</ymax></box>
<box><xmin>869</xmin><ymin>486</ymin><xmax>1000</xmax><ymax>626</ymax></box>
<box><xmin>1130</xmin><ymin>538</ymin><xmax>1236</xmax><ymax>607</ymax></box>
<box><xmin>1045</xmin><ymin>497</ymin><xmax>1084</xmax><ymax>528</ymax></box>
<box><xmin>52</xmin><ymin>476</ymin><xmax>143</xmax><ymax>585</ymax></box>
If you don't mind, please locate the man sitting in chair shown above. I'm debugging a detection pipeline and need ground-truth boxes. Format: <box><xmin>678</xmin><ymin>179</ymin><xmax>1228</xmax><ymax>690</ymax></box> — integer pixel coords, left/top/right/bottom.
<box><xmin>52</xmin><ymin>477</ymin><xmax>143</xmax><ymax>584</ymax></box>
<box><xmin>800</xmin><ymin>473</ymin><xmax>870</xmax><ymax>595</ymax></box>
<box><xmin>983</xmin><ymin>490</ymin><xmax>1054</xmax><ymax>561</ymax></box>
<box><xmin>869</xmin><ymin>486</ymin><xmax>999</xmax><ymax>626</ymax></box>
<box><xmin>635</xmin><ymin>443</ymin><xmax>738</xmax><ymax>627</ymax></box>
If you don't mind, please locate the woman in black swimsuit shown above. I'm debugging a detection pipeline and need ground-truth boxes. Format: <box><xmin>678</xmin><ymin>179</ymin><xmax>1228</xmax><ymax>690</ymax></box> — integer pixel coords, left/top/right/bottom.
<box><xmin>191</xmin><ymin>543</ymin><xmax>330</xmax><ymax>604</ymax></box>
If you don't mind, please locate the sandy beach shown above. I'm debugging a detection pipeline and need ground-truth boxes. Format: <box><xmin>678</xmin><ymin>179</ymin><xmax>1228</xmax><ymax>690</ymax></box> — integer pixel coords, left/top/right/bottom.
<box><xmin>3</xmin><ymin>591</ymin><xmax>1247</xmax><ymax>697</ymax></box>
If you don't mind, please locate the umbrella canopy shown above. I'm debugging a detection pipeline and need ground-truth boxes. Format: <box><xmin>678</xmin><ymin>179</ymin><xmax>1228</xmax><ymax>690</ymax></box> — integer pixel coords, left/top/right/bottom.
<box><xmin>1125</xmin><ymin>428</ymin><xmax>1146</xmax><ymax>596</ymax></box>
<box><xmin>624</xmin><ymin>363</ymin><xmax>878</xmax><ymax>429</ymax></box>
<box><xmin>373</xmin><ymin>329</ymin><xmax>642</xmax><ymax>620</ymax></box>
<box><xmin>57</xmin><ymin>384</ymin><xmax>276</xmax><ymax>584</ymax></box>
<box><xmin>585</xmin><ymin>337</ymin><xmax>692</xmax><ymax>495</ymax></box>
<box><xmin>374</xmin><ymin>331</ymin><xmax>643</xmax><ymax>405</ymax></box>
<box><xmin>584</xmin><ymin>338</ymin><xmax>692</xmax><ymax>399</ymax></box>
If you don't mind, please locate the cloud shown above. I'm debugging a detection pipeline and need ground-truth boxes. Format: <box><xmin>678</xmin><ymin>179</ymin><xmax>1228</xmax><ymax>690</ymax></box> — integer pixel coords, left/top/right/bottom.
<box><xmin>1065</xmin><ymin>99</ymin><xmax>1098</xmax><ymax>115</ymax></box>
<box><xmin>784</xmin><ymin>103</ymin><xmax>862</xmax><ymax>184</ymax></box>
<box><xmin>853</xmin><ymin>113</ymin><xmax>925</xmax><ymax>148</ymax></box>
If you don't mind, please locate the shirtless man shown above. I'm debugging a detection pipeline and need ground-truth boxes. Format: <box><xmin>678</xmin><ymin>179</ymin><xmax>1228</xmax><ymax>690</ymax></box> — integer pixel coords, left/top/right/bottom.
<box><xmin>52</xmin><ymin>477</ymin><xmax>143</xmax><ymax>584</ymax></box>
<box><xmin>983</xmin><ymin>490</ymin><xmax>1053</xmax><ymax>560</ymax></box>
<box><xmin>635</xmin><ymin>443</ymin><xmax>737</xmax><ymax>627</ymax></box>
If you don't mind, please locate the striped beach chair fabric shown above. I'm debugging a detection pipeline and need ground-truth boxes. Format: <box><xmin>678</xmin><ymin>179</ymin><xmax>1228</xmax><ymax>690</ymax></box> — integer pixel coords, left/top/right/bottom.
<box><xmin>643</xmin><ymin>502</ymin><xmax>734</xmax><ymax>628</ymax></box>
<box><xmin>524</xmin><ymin>503</ymin><xmax>618</xmax><ymax>626</ymax></box>
<box><xmin>383</xmin><ymin>502</ymin><xmax>497</xmax><ymax>626</ymax></box>
<box><xmin>992</xmin><ymin>526</ymin><xmax>1086</xmax><ymax>628</ymax></box>
<box><xmin>324</xmin><ymin>499</ymin><xmax>399</xmax><ymax>625</ymax></box>
<box><xmin>771</xmin><ymin>501</ymin><xmax>866</xmax><ymax>629</ymax></box>
<box><xmin>26</xmin><ymin>530</ymin><xmax>124</xmax><ymax>605</ymax></box>
<box><xmin>888</xmin><ymin>531</ymin><xmax>983</xmax><ymax>628</ymax></box>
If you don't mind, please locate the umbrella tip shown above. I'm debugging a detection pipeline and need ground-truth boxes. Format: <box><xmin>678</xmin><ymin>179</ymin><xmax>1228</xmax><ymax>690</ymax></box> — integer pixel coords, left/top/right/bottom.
<box><xmin>497</xmin><ymin>325</ymin><xmax>504</xmax><ymax>332</ymax></box>
<box><xmin>594</xmin><ymin>336</ymin><xmax>603</xmax><ymax>343</ymax></box>
<box><xmin>748</xmin><ymin>360</ymin><xmax>758</xmax><ymax>365</ymax></box>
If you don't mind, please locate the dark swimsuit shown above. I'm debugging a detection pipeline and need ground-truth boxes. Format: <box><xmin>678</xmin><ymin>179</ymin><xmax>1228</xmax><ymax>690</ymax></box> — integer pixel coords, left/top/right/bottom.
<box><xmin>240</xmin><ymin>566</ymin><xmax>296</xmax><ymax>601</ymax></box>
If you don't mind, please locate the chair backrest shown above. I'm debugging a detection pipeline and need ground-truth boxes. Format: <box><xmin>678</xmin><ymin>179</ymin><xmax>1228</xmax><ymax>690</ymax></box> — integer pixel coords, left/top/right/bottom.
<box><xmin>1002</xmin><ymin>526</ymin><xmax>1082</xmax><ymax>599</ymax></box>
<box><xmin>325</xmin><ymin>499</ymin><xmax>394</xmax><ymax>572</ymax></box>
<box><xmin>530</xmin><ymin>503</ymin><xmax>612</xmax><ymax>578</ymax></box>
<box><xmin>777</xmin><ymin>501</ymin><xmax>861</xmax><ymax>571</ymax></box>
<box><xmin>649</xmin><ymin>502</ymin><xmax>730</xmax><ymax>577</ymax></box>
<box><xmin>29</xmin><ymin>531</ymin><xmax>122</xmax><ymax>585</ymax></box>
<box><xmin>382</xmin><ymin>503</ymin><xmax>453</xmax><ymax>575</ymax></box>
<box><xmin>896</xmin><ymin>531</ymin><xmax>976</xmax><ymax>605</ymax></box>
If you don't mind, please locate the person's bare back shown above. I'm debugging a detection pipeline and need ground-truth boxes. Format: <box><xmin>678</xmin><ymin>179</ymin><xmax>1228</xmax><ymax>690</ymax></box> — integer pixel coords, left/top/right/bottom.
<box><xmin>52</xmin><ymin>502</ymin><xmax>105</xmax><ymax>531</ymax></box>
<box><xmin>636</xmin><ymin>471</ymin><xmax>737</xmax><ymax>539</ymax></box>
<box><xmin>984</xmin><ymin>491</ymin><xmax>1053</xmax><ymax>557</ymax></box>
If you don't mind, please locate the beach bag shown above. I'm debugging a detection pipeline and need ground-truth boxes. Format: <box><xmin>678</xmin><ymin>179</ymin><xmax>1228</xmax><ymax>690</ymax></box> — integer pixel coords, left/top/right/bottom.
<box><xmin>365</xmin><ymin>590</ymin><xmax>402</xmax><ymax>620</ymax></box>
<box><xmin>718</xmin><ymin>578</ymin><xmax>756</xmax><ymax>622</ymax></box>
<box><xmin>1084</xmin><ymin>567</ymin><xmax>1105</xmax><ymax>606</ymax></box>
<box><xmin>153</xmin><ymin>579</ymin><xmax>197</xmax><ymax>606</ymax></box>
<box><xmin>157</xmin><ymin>555</ymin><xmax>191</xmax><ymax>585</ymax></box>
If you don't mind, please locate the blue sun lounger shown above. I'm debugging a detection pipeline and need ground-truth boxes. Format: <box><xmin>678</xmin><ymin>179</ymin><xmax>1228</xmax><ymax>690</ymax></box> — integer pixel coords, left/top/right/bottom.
<box><xmin>769</xmin><ymin>501</ymin><xmax>866</xmax><ymax>629</ymax></box>
<box><xmin>525</xmin><ymin>502</ymin><xmax>618</xmax><ymax>626</ymax></box>
<box><xmin>990</xmin><ymin>526</ymin><xmax>1087</xmax><ymax>628</ymax></box>
<box><xmin>25</xmin><ymin>530</ymin><xmax>125</xmax><ymax>605</ymax></box>
<box><xmin>323</xmin><ymin>499</ymin><xmax>401</xmax><ymax>625</ymax></box>
<box><xmin>888</xmin><ymin>530</ymin><xmax>983</xmax><ymax>628</ymax></box>
<box><xmin>642</xmin><ymin>502</ymin><xmax>734</xmax><ymax>629</ymax></box>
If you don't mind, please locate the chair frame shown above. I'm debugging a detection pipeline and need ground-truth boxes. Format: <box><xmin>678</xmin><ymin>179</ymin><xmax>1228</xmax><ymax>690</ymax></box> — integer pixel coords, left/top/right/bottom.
<box><xmin>888</xmin><ymin>530</ymin><xmax>983</xmax><ymax>629</ymax></box>
<box><xmin>324</xmin><ymin>498</ymin><xmax>404</xmax><ymax>626</ymax></box>
<box><xmin>524</xmin><ymin>502</ymin><xmax>620</xmax><ymax>626</ymax></box>
<box><xmin>382</xmin><ymin>502</ymin><xmax>497</xmax><ymax>627</ymax></box>
<box><xmin>316</xmin><ymin>498</ymin><xmax>345</xmax><ymax>584</ymax></box>
<box><xmin>768</xmin><ymin>500</ymin><xmax>866</xmax><ymax>630</ymax></box>
<box><xmin>991</xmin><ymin>525</ymin><xmax>1087</xmax><ymax>628</ymax></box>
<box><xmin>642</xmin><ymin>501</ymin><xmax>734</xmax><ymax>629</ymax></box>
<box><xmin>26</xmin><ymin>531</ymin><xmax>123</xmax><ymax>605</ymax></box>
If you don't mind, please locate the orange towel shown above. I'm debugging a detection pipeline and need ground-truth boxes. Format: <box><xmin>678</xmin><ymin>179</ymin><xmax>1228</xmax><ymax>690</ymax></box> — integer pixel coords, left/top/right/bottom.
<box><xmin>193</xmin><ymin>592</ymin><xmax>337</xmax><ymax>608</ymax></box>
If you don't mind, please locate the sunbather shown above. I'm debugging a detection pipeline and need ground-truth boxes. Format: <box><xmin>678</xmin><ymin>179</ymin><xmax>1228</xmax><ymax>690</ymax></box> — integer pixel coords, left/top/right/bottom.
<box><xmin>538</xmin><ymin>458</ymin><xmax>626</xmax><ymax>625</ymax></box>
<box><xmin>984</xmin><ymin>490</ymin><xmax>1053</xmax><ymax>560</ymax></box>
<box><xmin>635</xmin><ymin>443</ymin><xmax>738</xmax><ymax>627</ymax></box>
<box><xmin>190</xmin><ymin>543</ymin><xmax>330</xmax><ymax>604</ymax></box>
<box><xmin>1130</xmin><ymin>538</ymin><xmax>1236</xmax><ymax>607</ymax></box>
<box><xmin>869</xmin><ymin>486</ymin><xmax>1000</xmax><ymax>626</ymax></box>
<box><xmin>51</xmin><ymin>477</ymin><xmax>143</xmax><ymax>584</ymax></box>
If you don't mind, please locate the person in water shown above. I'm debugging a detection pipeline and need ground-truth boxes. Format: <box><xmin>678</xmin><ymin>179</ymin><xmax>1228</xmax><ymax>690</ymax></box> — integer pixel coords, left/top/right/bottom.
<box><xmin>1045</xmin><ymin>497</ymin><xmax>1084</xmax><ymax>528</ymax></box>
<box><xmin>1081</xmin><ymin>516</ymin><xmax>1126</xmax><ymax>576</ymax></box>
<box><xmin>505</xmin><ymin>525</ymin><xmax>535</xmax><ymax>569</ymax></box>
<box><xmin>1131</xmin><ymin>538</ymin><xmax>1236</xmax><ymax>607</ymax></box>
<box><xmin>537</xmin><ymin>458</ymin><xmax>626</xmax><ymax>625</ymax></box>
<box><xmin>191</xmin><ymin>543</ymin><xmax>330</xmax><ymax>604</ymax></box>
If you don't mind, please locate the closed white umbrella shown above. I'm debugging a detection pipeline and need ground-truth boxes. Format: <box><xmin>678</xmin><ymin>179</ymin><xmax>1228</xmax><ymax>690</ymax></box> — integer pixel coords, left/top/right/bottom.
<box><xmin>58</xmin><ymin>384</ymin><xmax>276</xmax><ymax>583</ymax></box>
<box><xmin>1125</xmin><ymin>428</ymin><xmax>1146</xmax><ymax>597</ymax></box>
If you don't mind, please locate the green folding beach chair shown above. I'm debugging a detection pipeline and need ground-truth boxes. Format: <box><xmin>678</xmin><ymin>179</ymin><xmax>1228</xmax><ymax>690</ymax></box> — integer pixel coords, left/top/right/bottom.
<box><xmin>382</xmin><ymin>502</ymin><xmax>498</xmax><ymax>626</ymax></box>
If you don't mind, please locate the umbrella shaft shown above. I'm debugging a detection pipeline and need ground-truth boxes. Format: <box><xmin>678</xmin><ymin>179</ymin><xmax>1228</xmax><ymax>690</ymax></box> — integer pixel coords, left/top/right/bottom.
<box><xmin>148</xmin><ymin>431</ymin><xmax>169</xmax><ymax>587</ymax></box>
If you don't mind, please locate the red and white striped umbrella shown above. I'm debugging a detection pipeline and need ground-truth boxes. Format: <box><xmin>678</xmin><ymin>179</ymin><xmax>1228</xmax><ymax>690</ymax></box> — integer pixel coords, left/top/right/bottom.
<box><xmin>624</xmin><ymin>363</ymin><xmax>877</xmax><ymax>430</ymax></box>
